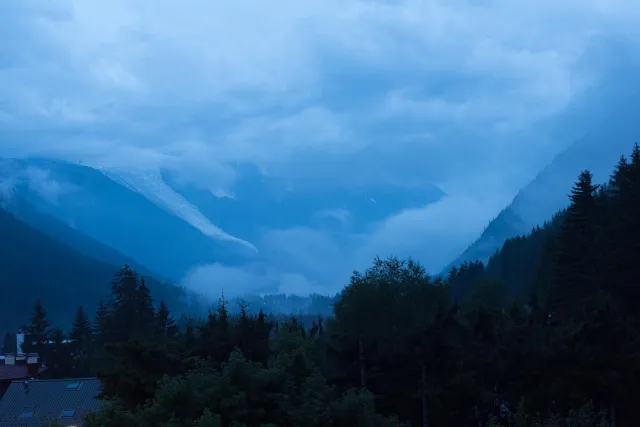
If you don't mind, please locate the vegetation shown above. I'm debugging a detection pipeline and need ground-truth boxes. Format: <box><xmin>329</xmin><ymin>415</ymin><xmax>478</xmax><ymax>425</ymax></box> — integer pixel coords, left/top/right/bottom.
<box><xmin>12</xmin><ymin>144</ymin><xmax>640</xmax><ymax>426</ymax></box>
<box><xmin>0</xmin><ymin>207</ymin><xmax>188</xmax><ymax>334</ymax></box>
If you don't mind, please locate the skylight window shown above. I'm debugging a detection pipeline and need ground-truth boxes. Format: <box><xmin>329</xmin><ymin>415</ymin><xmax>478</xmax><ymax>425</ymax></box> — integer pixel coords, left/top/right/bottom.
<box><xmin>61</xmin><ymin>409</ymin><xmax>75</xmax><ymax>418</ymax></box>
<box><xmin>20</xmin><ymin>411</ymin><xmax>33</xmax><ymax>419</ymax></box>
<box><xmin>65</xmin><ymin>382</ymin><xmax>80</xmax><ymax>390</ymax></box>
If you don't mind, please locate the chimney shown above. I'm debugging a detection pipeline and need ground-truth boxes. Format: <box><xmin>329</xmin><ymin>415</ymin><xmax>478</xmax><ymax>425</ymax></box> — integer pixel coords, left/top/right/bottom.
<box><xmin>26</xmin><ymin>354</ymin><xmax>39</xmax><ymax>377</ymax></box>
<box><xmin>16</xmin><ymin>331</ymin><xmax>24</xmax><ymax>355</ymax></box>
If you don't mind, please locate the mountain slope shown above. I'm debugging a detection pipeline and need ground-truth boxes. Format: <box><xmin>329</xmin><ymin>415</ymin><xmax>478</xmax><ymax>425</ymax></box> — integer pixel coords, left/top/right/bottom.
<box><xmin>0</xmin><ymin>158</ymin><xmax>445</xmax><ymax>292</ymax></box>
<box><xmin>447</xmin><ymin>102</ymin><xmax>640</xmax><ymax>270</ymax></box>
<box><xmin>2</xmin><ymin>195</ymin><xmax>155</xmax><ymax>277</ymax></box>
<box><xmin>162</xmin><ymin>163</ymin><xmax>446</xmax><ymax>241</ymax></box>
<box><xmin>0</xmin><ymin>158</ymin><xmax>253</xmax><ymax>280</ymax></box>
<box><xmin>0</xmin><ymin>207</ymin><xmax>188</xmax><ymax>335</ymax></box>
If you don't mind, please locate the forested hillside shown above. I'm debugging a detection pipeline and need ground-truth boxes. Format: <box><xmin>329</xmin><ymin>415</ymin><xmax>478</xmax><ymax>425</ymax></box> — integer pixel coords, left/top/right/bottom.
<box><xmin>0</xmin><ymin>208</ymin><xmax>188</xmax><ymax>336</ymax></box>
<box><xmin>16</xmin><ymin>144</ymin><xmax>640</xmax><ymax>427</ymax></box>
<box><xmin>3</xmin><ymin>194</ymin><xmax>154</xmax><ymax>276</ymax></box>
<box><xmin>449</xmin><ymin>103</ymin><xmax>640</xmax><ymax>270</ymax></box>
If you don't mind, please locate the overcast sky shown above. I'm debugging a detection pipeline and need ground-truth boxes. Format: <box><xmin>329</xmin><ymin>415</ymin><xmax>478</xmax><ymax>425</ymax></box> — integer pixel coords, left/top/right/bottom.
<box><xmin>2</xmin><ymin>0</ymin><xmax>640</xmax><ymax>295</ymax></box>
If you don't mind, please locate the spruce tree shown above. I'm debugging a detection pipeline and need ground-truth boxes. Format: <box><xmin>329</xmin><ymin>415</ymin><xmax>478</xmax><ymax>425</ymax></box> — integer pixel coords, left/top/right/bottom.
<box><xmin>137</xmin><ymin>277</ymin><xmax>156</xmax><ymax>336</ymax></box>
<box><xmin>70</xmin><ymin>306</ymin><xmax>93</xmax><ymax>376</ymax></box>
<box><xmin>45</xmin><ymin>328</ymin><xmax>72</xmax><ymax>379</ymax></box>
<box><xmin>2</xmin><ymin>332</ymin><xmax>16</xmax><ymax>354</ymax></box>
<box><xmin>550</xmin><ymin>170</ymin><xmax>600</xmax><ymax>316</ymax></box>
<box><xmin>156</xmin><ymin>300</ymin><xmax>176</xmax><ymax>340</ymax></box>
<box><xmin>108</xmin><ymin>265</ymin><xmax>152</xmax><ymax>341</ymax></box>
<box><xmin>26</xmin><ymin>299</ymin><xmax>51</xmax><ymax>355</ymax></box>
<box><xmin>92</xmin><ymin>300</ymin><xmax>109</xmax><ymax>344</ymax></box>
<box><xmin>71</xmin><ymin>306</ymin><xmax>92</xmax><ymax>346</ymax></box>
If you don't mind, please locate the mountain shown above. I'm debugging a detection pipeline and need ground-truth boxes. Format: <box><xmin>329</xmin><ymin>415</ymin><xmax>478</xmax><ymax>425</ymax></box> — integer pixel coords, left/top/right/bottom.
<box><xmin>0</xmin><ymin>206</ymin><xmax>188</xmax><ymax>336</ymax></box>
<box><xmin>0</xmin><ymin>158</ymin><xmax>445</xmax><ymax>291</ymax></box>
<box><xmin>1</xmin><ymin>194</ymin><xmax>153</xmax><ymax>276</ymax></box>
<box><xmin>161</xmin><ymin>163</ymin><xmax>446</xmax><ymax>240</ymax></box>
<box><xmin>447</xmin><ymin>101</ymin><xmax>640</xmax><ymax>271</ymax></box>
<box><xmin>0</xmin><ymin>158</ymin><xmax>253</xmax><ymax>280</ymax></box>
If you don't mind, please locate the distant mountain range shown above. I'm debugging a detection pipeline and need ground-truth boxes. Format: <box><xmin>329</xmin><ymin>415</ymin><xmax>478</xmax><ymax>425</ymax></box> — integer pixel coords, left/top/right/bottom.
<box><xmin>0</xmin><ymin>158</ymin><xmax>444</xmax><ymax>298</ymax></box>
<box><xmin>446</xmin><ymin>102</ymin><xmax>640</xmax><ymax>272</ymax></box>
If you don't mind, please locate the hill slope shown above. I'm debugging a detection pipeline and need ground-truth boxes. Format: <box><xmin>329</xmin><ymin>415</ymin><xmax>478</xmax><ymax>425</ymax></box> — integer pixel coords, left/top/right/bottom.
<box><xmin>0</xmin><ymin>207</ymin><xmax>187</xmax><ymax>335</ymax></box>
<box><xmin>447</xmin><ymin>101</ymin><xmax>640</xmax><ymax>271</ymax></box>
<box><xmin>2</xmin><ymin>195</ymin><xmax>155</xmax><ymax>277</ymax></box>
<box><xmin>0</xmin><ymin>158</ymin><xmax>252</xmax><ymax>280</ymax></box>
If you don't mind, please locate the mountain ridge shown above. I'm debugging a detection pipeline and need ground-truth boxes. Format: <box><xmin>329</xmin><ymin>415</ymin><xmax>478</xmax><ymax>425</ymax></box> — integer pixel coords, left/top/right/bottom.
<box><xmin>446</xmin><ymin>101</ymin><xmax>640</xmax><ymax>272</ymax></box>
<box><xmin>0</xmin><ymin>205</ymin><xmax>189</xmax><ymax>336</ymax></box>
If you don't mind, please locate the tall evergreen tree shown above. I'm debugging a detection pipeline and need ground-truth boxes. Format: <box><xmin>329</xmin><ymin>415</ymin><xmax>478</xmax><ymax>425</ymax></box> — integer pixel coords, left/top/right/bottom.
<box><xmin>92</xmin><ymin>300</ymin><xmax>109</xmax><ymax>344</ymax></box>
<box><xmin>549</xmin><ymin>170</ymin><xmax>600</xmax><ymax>316</ymax></box>
<box><xmin>156</xmin><ymin>300</ymin><xmax>177</xmax><ymax>340</ymax></box>
<box><xmin>44</xmin><ymin>328</ymin><xmax>73</xmax><ymax>379</ymax></box>
<box><xmin>70</xmin><ymin>306</ymin><xmax>93</xmax><ymax>376</ymax></box>
<box><xmin>2</xmin><ymin>332</ymin><xmax>16</xmax><ymax>354</ymax></box>
<box><xmin>137</xmin><ymin>277</ymin><xmax>156</xmax><ymax>334</ymax></box>
<box><xmin>107</xmin><ymin>265</ymin><xmax>154</xmax><ymax>341</ymax></box>
<box><xmin>25</xmin><ymin>299</ymin><xmax>51</xmax><ymax>355</ymax></box>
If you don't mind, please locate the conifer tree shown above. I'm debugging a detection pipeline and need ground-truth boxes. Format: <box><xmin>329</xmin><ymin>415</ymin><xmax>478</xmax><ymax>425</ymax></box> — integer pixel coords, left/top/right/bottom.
<box><xmin>550</xmin><ymin>170</ymin><xmax>600</xmax><ymax>316</ymax></box>
<box><xmin>156</xmin><ymin>300</ymin><xmax>176</xmax><ymax>340</ymax></box>
<box><xmin>2</xmin><ymin>332</ymin><xmax>15</xmax><ymax>354</ymax></box>
<box><xmin>70</xmin><ymin>306</ymin><xmax>93</xmax><ymax>376</ymax></box>
<box><xmin>92</xmin><ymin>300</ymin><xmax>109</xmax><ymax>344</ymax></box>
<box><xmin>25</xmin><ymin>299</ymin><xmax>51</xmax><ymax>355</ymax></box>
<box><xmin>108</xmin><ymin>265</ymin><xmax>152</xmax><ymax>341</ymax></box>
<box><xmin>45</xmin><ymin>328</ymin><xmax>72</xmax><ymax>379</ymax></box>
<box><xmin>71</xmin><ymin>306</ymin><xmax>92</xmax><ymax>346</ymax></box>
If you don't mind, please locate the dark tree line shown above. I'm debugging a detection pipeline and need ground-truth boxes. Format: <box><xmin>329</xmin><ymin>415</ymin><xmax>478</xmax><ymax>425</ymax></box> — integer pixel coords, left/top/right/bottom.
<box><xmin>16</xmin><ymin>144</ymin><xmax>640</xmax><ymax>426</ymax></box>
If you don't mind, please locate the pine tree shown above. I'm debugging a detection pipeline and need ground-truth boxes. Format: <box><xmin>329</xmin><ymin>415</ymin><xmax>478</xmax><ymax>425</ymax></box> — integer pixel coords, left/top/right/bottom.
<box><xmin>550</xmin><ymin>170</ymin><xmax>600</xmax><ymax>316</ymax></box>
<box><xmin>156</xmin><ymin>300</ymin><xmax>176</xmax><ymax>340</ymax></box>
<box><xmin>92</xmin><ymin>300</ymin><xmax>109</xmax><ymax>344</ymax></box>
<box><xmin>2</xmin><ymin>332</ymin><xmax>16</xmax><ymax>354</ymax></box>
<box><xmin>610</xmin><ymin>144</ymin><xmax>640</xmax><ymax>312</ymax></box>
<box><xmin>25</xmin><ymin>299</ymin><xmax>51</xmax><ymax>355</ymax></box>
<box><xmin>137</xmin><ymin>277</ymin><xmax>156</xmax><ymax>336</ymax></box>
<box><xmin>253</xmin><ymin>308</ymin><xmax>272</xmax><ymax>365</ymax></box>
<box><xmin>70</xmin><ymin>306</ymin><xmax>93</xmax><ymax>376</ymax></box>
<box><xmin>45</xmin><ymin>328</ymin><xmax>72</xmax><ymax>379</ymax></box>
<box><xmin>108</xmin><ymin>265</ymin><xmax>153</xmax><ymax>341</ymax></box>
<box><xmin>71</xmin><ymin>306</ymin><xmax>92</xmax><ymax>345</ymax></box>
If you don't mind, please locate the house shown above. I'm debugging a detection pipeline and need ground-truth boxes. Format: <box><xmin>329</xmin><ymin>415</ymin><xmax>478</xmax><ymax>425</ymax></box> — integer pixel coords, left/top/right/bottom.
<box><xmin>0</xmin><ymin>378</ymin><xmax>102</xmax><ymax>427</ymax></box>
<box><xmin>0</xmin><ymin>332</ymin><xmax>44</xmax><ymax>399</ymax></box>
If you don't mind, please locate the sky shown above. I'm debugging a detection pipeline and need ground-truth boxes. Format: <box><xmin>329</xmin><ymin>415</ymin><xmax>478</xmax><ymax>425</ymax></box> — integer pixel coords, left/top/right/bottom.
<box><xmin>2</xmin><ymin>0</ymin><xmax>640</xmax><ymax>296</ymax></box>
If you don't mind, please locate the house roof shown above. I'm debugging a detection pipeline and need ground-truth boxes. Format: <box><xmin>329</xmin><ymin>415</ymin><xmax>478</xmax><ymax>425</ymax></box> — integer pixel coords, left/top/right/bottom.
<box><xmin>0</xmin><ymin>365</ymin><xmax>30</xmax><ymax>382</ymax></box>
<box><xmin>0</xmin><ymin>378</ymin><xmax>102</xmax><ymax>427</ymax></box>
<box><xmin>0</xmin><ymin>363</ymin><xmax>46</xmax><ymax>382</ymax></box>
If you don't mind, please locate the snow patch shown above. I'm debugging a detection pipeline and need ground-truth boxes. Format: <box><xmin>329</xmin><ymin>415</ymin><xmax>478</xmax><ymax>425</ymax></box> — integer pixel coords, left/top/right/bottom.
<box><xmin>98</xmin><ymin>168</ymin><xmax>258</xmax><ymax>252</ymax></box>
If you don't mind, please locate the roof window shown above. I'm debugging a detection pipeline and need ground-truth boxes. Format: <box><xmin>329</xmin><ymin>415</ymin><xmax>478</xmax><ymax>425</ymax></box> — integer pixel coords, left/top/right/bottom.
<box><xmin>61</xmin><ymin>409</ymin><xmax>75</xmax><ymax>418</ymax></box>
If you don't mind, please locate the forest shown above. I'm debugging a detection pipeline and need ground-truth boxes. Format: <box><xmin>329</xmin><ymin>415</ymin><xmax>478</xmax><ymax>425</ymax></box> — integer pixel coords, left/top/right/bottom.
<box><xmin>10</xmin><ymin>144</ymin><xmax>640</xmax><ymax>427</ymax></box>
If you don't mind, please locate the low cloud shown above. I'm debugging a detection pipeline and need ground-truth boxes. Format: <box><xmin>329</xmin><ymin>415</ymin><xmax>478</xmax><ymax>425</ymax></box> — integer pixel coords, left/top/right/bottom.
<box><xmin>0</xmin><ymin>163</ymin><xmax>77</xmax><ymax>205</ymax></box>
<box><xmin>182</xmin><ymin>194</ymin><xmax>510</xmax><ymax>298</ymax></box>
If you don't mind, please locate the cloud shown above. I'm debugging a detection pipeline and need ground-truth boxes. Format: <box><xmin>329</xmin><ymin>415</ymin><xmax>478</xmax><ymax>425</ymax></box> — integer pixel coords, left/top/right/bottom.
<box><xmin>2</xmin><ymin>0</ymin><xmax>640</xmax><ymax>295</ymax></box>
<box><xmin>183</xmin><ymin>194</ymin><xmax>512</xmax><ymax>297</ymax></box>
<box><xmin>0</xmin><ymin>162</ymin><xmax>78</xmax><ymax>205</ymax></box>
<box><xmin>182</xmin><ymin>263</ymin><xmax>269</xmax><ymax>301</ymax></box>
